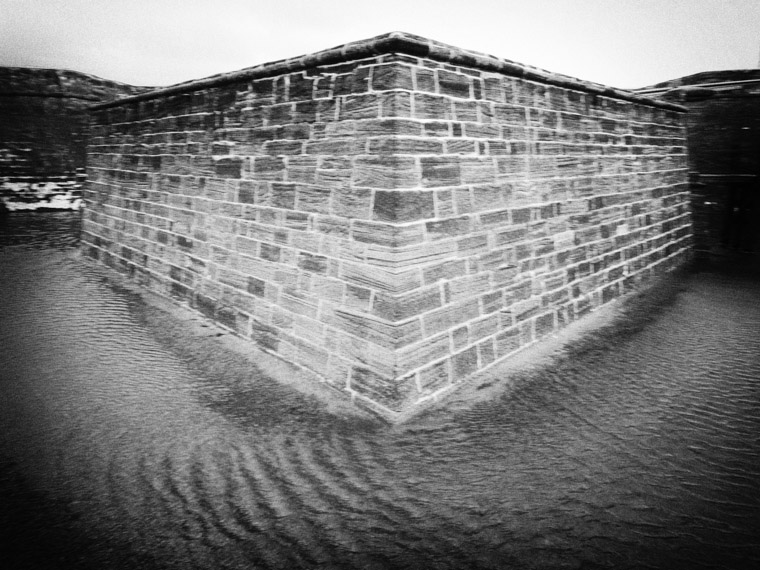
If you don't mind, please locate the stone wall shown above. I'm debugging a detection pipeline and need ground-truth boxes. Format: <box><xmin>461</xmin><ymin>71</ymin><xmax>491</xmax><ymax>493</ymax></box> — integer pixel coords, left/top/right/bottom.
<box><xmin>82</xmin><ymin>32</ymin><xmax>692</xmax><ymax>418</ymax></box>
<box><xmin>638</xmin><ymin>71</ymin><xmax>760</xmax><ymax>252</ymax></box>
<box><xmin>0</xmin><ymin>67</ymin><xmax>148</xmax><ymax>181</ymax></box>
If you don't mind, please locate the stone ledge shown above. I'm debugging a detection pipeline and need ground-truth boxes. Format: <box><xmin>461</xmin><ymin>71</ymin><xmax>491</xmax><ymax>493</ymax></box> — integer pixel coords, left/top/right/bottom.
<box><xmin>90</xmin><ymin>32</ymin><xmax>686</xmax><ymax>113</ymax></box>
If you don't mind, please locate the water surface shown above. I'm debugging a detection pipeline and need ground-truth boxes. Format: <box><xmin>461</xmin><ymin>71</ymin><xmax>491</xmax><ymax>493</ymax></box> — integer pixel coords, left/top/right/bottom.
<box><xmin>1</xmin><ymin>212</ymin><xmax>759</xmax><ymax>569</ymax></box>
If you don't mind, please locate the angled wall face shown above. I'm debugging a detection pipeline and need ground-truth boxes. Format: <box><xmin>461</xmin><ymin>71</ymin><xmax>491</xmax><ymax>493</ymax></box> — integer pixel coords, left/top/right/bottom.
<box><xmin>82</xmin><ymin>32</ymin><xmax>692</xmax><ymax>418</ymax></box>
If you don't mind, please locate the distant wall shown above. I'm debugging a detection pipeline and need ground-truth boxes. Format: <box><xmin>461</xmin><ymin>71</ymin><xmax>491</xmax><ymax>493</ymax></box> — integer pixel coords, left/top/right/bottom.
<box><xmin>82</xmin><ymin>32</ymin><xmax>692</xmax><ymax>418</ymax></box>
<box><xmin>640</xmin><ymin>71</ymin><xmax>760</xmax><ymax>252</ymax></box>
<box><xmin>0</xmin><ymin>67</ymin><xmax>149</xmax><ymax>181</ymax></box>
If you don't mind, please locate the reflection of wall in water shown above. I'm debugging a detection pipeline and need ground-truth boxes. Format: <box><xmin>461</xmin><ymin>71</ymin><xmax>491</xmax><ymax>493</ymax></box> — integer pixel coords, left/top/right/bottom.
<box><xmin>639</xmin><ymin>71</ymin><xmax>760</xmax><ymax>253</ymax></box>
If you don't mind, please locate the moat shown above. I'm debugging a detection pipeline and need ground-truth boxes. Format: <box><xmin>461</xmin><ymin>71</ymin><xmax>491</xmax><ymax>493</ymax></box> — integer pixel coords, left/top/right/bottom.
<box><xmin>1</xmin><ymin>212</ymin><xmax>759</xmax><ymax>569</ymax></box>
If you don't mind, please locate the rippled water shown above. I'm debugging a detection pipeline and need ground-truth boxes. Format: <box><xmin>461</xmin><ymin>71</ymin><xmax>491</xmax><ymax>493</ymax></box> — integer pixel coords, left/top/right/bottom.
<box><xmin>2</xmin><ymin>212</ymin><xmax>759</xmax><ymax>570</ymax></box>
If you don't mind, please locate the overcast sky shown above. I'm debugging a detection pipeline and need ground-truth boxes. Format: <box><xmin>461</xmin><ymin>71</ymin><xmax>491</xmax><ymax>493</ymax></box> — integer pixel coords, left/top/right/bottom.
<box><xmin>1</xmin><ymin>0</ymin><xmax>758</xmax><ymax>89</ymax></box>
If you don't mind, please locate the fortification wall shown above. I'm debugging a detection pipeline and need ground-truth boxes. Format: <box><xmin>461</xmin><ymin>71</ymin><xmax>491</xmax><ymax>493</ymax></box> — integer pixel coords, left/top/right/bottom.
<box><xmin>639</xmin><ymin>71</ymin><xmax>760</xmax><ymax>252</ymax></box>
<box><xmin>0</xmin><ymin>67</ymin><xmax>148</xmax><ymax>180</ymax></box>
<box><xmin>82</xmin><ymin>32</ymin><xmax>692</xmax><ymax>418</ymax></box>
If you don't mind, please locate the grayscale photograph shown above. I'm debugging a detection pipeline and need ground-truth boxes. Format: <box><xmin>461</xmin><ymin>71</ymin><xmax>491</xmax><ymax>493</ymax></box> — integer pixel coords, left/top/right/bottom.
<box><xmin>1</xmin><ymin>1</ymin><xmax>759</xmax><ymax>568</ymax></box>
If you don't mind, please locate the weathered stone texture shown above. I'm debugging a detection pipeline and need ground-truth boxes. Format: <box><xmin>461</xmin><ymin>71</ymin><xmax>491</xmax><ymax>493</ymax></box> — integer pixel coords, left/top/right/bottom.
<box><xmin>82</xmin><ymin>32</ymin><xmax>692</xmax><ymax>419</ymax></box>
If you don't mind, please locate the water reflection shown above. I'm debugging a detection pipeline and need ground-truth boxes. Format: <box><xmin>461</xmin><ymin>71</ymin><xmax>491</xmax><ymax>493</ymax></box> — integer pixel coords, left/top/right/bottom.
<box><xmin>1</xmin><ymin>213</ymin><xmax>759</xmax><ymax>569</ymax></box>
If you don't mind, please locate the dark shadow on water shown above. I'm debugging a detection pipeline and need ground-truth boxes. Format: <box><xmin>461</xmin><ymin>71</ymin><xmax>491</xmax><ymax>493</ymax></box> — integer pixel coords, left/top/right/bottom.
<box><xmin>0</xmin><ymin>210</ymin><xmax>82</xmax><ymax>249</ymax></box>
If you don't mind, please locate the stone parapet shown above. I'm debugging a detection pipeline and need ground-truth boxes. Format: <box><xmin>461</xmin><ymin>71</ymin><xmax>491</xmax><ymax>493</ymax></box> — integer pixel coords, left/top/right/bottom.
<box><xmin>82</xmin><ymin>32</ymin><xmax>693</xmax><ymax>419</ymax></box>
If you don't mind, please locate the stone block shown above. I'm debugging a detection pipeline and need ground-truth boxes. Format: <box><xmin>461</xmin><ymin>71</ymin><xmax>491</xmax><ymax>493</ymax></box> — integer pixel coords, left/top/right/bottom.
<box><xmin>280</xmin><ymin>291</ymin><xmax>319</xmax><ymax>319</ymax></box>
<box><xmin>216</xmin><ymin>306</ymin><xmax>239</xmax><ymax>331</ymax></box>
<box><xmin>372</xmin><ymin>64</ymin><xmax>414</xmax><ymax>91</ymax></box>
<box><xmin>418</xmin><ymin>360</ymin><xmax>451</xmax><ymax>394</ymax></box>
<box><xmin>380</xmin><ymin>92</ymin><xmax>413</xmax><ymax>117</ymax></box>
<box><xmin>415</xmin><ymin>68</ymin><xmax>436</xmax><ymax>92</ymax></box>
<box><xmin>340</xmin><ymin>94</ymin><xmax>382</xmax><ymax>120</ymax></box>
<box><xmin>355</xmin><ymin>118</ymin><xmax>421</xmax><ymax>137</ymax></box>
<box><xmin>330</xmin><ymin>310</ymin><xmax>396</xmax><ymax>350</ymax></box>
<box><xmin>351</xmin><ymin>220</ymin><xmax>425</xmax><ymax>248</ymax></box>
<box><xmin>263</xmin><ymin>140</ymin><xmax>304</xmax><ymax>155</ymax></box>
<box><xmin>350</xmin><ymin>367</ymin><xmax>413</xmax><ymax>412</ymax></box>
<box><xmin>425</xmin><ymin>216</ymin><xmax>472</xmax><ymax>240</ymax></box>
<box><xmin>454</xmin><ymin>101</ymin><xmax>479</xmax><ymax>122</ymax></box>
<box><xmin>260</xmin><ymin>242</ymin><xmax>281</xmax><ymax>262</ymax></box>
<box><xmin>298</xmin><ymin>252</ymin><xmax>329</xmax><ymax>274</ymax></box>
<box><xmin>315</xmin><ymin>215</ymin><xmax>350</xmax><ymax>238</ymax></box>
<box><xmin>424</xmin><ymin>122</ymin><xmax>452</xmax><ymax>137</ymax></box>
<box><xmin>353</xmin><ymin>156</ymin><xmax>418</xmax><ymax>189</ymax></box>
<box><xmin>423</xmin><ymin>259</ymin><xmax>468</xmax><ymax>284</ymax></box>
<box><xmin>252</xmin><ymin>157</ymin><xmax>286</xmax><ymax>180</ymax></box>
<box><xmin>315</xmin><ymin>168</ymin><xmax>352</xmax><ymax>191</ymax></box>
<box><xmin>304</xmin><ymin>138</ymin><xmax>362</xmax><ymax>155</ymax></box>
<box><xmin>250</xmin><ymin>320</ymin><xmax>280</xmax><ymax>351</ymax></box>
<box><xmin>247</xmin><ymin>276</ymin><xmax>266</xmax><ymax>297</ymax></box>
<box><xmin>511</xmin><ymin>207</ymin><xmax>533</xmax><ymax>224</ymax></box>
<box><xmin>472</xmin><ymin>185</ymin><xmax>508</xmax><ymax>211</ymax></box>
<box><xmin>369</xmin><ymin>137</ymin><xmax>443</xmax><ymax>155</ymax></box>
<box><xmin>333</xmin><ymin>66</ymin><xmax>371</xmax><ymax>96</ymax></box>
<box><xmin>288</xmin><ymin>74</ymin><xmax>314</xmax><ymax>101</ymax></box>
<box><xmin>480</xmin><ymin>290</ymin><xmax>504</xmax><ymax>314</ymax></box>
<box><xmin>437</xmin><ymin>70</ymin><xmax>471</xmax><ymax>98</ymax></box>
<box><xmin>293</xmin><ymin>336</ymin><xmax>331</xmax><ymax>377</ymax></box>
<box><xmin>397</xmin><ymin>333</ymin><xmax>450</xmax><ymax>372</ymax></box>
<box><xmin>414</xmin><ymin>93</ymin><xmax>452</xmax><ymax>120</ymax></box>
<box><xmin>194</xmin><ymin>292</ymin><xmax>217</xmax><ymax>320</ymax></box>
<box><xmin>535</xmin><ymin>311</ymin><xmax>556</xmax><ymax>337</ymax></box>
<box><xmin>237</xmin><ymin>180</ymin><xmax>256</xmax><ymax>204</ymax></box>
<box><xmin>295</xmin><ymin>184</ymin><xmax>332</xmax><ymax>214</ymax></box>
<box><xmin>451</xmin><ymin>325</ymin><xmax>469</xmax><ymax>351</ymax></box>
<box><xmin>452</xmin><ymin>346</ymin><xmax>478</xmax><ymax>378</ymax></box>
<box><xmin>460</xmin><ymin>158</ymin><xmax>497</xmax><ymax>185</ymax></box>
<box><xmin>478</xmin><ymin>339</ymin><xmax>496</xmax><ymax>368</ymax></box>
<box><xmin>373</xmin><ymin>190</ymin><xmax>435</xmax><ymax>222</ymax></box>
<box><xmin>344</xmin><ymin>284</ymin><xmax>372</xmax><ymax>311</ymax></box>
<box><xmin>454</xmin><ymin>187</ymin><xmax>473</xmax><ymax>214</ymax></box>
<box><xmin>287</xmin><ymin>157</ymin><xmax>319</xmax><ymax>184</ymax></box>
<box><xmin>341</xmin><ymin>261</ymin><xmax>422</xmax><ymax>294</ymax></box>
<box><xmin>421</xmin><ymin>157</ymin><xmax>461</xmax><ymax>187</ymax></box>
<box><xmin>423</xmin><ymin>299</ymin><xmax>480</xmax><ymax>336</ymax></box>
<box><xmin>446</xmin><ymin>273</ymin><xmax>491</xmax><ymax>304</ymax></box>
<box><xmin>271</xmin><ymin>182</ymin><xmax>297</xmax><ymax>209</ymax></box>
<box><xmin>483</xmin><ymin>76</ymin><xmax>505</xmax><ymax>103</ymax></box>
<box><xmin>445</xmin><ymin>139</ymin><xmax>478</xmax><ymax>154</ymax></box>
<box><xmin>372</xmin><ymin>287</ymin><xmax>441</xmax><ymax>322</ymax></box>
<box><xmin>332</xmin><ymin>187</ymin><xmax>372</xmax><ymax>219</ymax></box>
<box><xmin>495</xmin><ymin>326</ymin><xmax>520</xmax><ymax>357</ymax></box>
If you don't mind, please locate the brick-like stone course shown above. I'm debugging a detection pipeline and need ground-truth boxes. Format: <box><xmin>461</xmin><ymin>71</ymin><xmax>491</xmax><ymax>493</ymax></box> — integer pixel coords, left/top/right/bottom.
<box><xmin>82</xmin><ymin>32</ymin><xmax>692</xmax><ymax>419</ymax></box>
